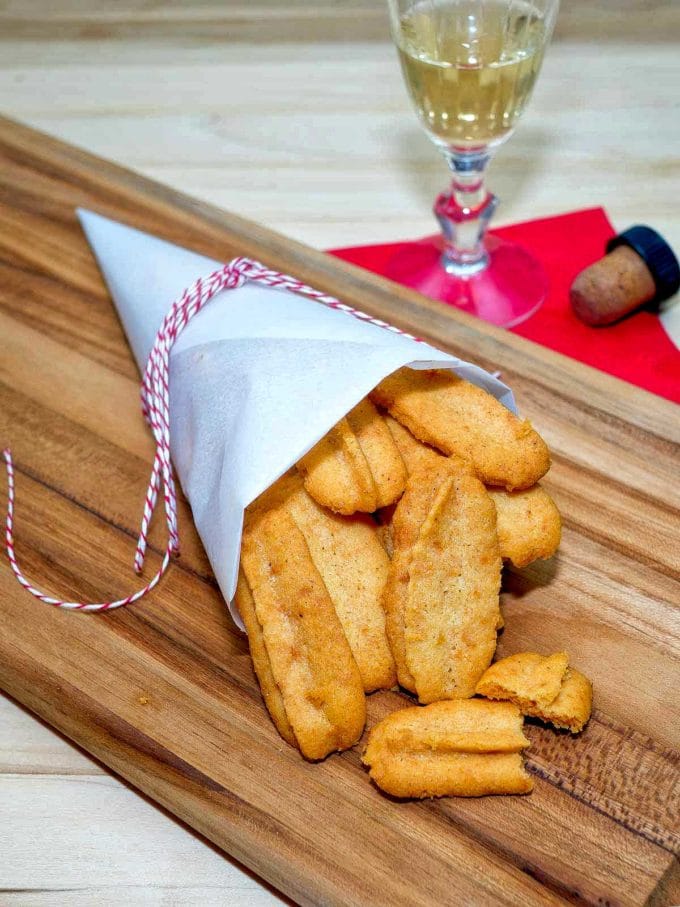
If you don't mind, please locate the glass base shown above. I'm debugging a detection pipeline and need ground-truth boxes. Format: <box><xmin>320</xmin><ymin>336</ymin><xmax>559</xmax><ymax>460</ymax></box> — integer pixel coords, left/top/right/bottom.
<box><xmin>383</xmin><ymin>235</ymin><xmax>548</xmax><ymax>328</ymax></box>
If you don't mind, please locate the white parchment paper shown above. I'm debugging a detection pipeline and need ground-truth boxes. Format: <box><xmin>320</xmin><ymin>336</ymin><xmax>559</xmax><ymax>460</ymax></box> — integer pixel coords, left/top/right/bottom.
<box><xmin>78</xmin><ymin>209</ymin><xmax>516</xmax><ymax>629</ymax></box>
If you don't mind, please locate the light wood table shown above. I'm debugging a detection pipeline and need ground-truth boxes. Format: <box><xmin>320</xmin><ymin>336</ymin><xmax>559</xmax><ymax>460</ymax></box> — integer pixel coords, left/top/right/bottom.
<box><xmin>1</xmin><ymin>2</ymin><xmax>678</xmax><ymax>904</ymax></box>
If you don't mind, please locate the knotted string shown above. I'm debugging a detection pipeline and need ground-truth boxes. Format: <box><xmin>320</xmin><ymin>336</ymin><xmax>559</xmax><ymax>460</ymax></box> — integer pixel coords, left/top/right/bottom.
<box><xmin>3</xmin><ymin>257</ymin><xmax>419</xmax><ymax>611</ymax></box>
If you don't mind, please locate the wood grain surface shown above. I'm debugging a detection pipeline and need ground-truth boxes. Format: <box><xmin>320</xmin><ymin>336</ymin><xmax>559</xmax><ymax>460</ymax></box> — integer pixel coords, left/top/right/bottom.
<box><xmin>0</xmin><ymin>114</ymin><xmax>678</xmax><ymax>906</ymax></box>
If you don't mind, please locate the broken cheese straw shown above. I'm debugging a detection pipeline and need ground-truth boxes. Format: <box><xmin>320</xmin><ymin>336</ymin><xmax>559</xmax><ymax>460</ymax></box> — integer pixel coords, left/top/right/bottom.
<box><xmin>476</xmin><ymin>652</ymin><xmax>593</xmax><ymax>733</ymax></box>
<box><xmin>363</xmin><ymin>700</ymin><xmax>533</xmax><ymax>798</ymax></box>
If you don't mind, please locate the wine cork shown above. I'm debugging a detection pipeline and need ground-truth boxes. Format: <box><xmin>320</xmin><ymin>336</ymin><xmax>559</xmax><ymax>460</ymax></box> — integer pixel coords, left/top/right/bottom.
<box><xmin>570</xmin><ymin>225</ymin><xmax>680</xmax><ymax>327</ymax></box>
<box><xmin>570</xmin><ymin>245</ymin><xmax>656</xmax><ymax>326</ymax></box>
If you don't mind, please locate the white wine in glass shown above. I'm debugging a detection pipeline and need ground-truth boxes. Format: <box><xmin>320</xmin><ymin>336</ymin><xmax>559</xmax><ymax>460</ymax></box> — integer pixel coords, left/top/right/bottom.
<box><xmin>385</xmin><ymin>0</ymin><xmax>559</xmax><ymax>326</ymax></box>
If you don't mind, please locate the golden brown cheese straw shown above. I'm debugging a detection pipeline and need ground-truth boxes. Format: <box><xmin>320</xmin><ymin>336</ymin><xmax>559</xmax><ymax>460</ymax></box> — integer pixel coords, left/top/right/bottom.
<box><xmin>383</xmin><ymin>412</ymin><xmax>560</xmax><ymax>568</ymax></box>
<box><xmin>476</xmin><ymin>652</ymin><xmax>593</xmax><ymax>733</ymax></box>
<box><xmin>234</xmin><ymin>568</ymin><xmax>296</xmax><ymax>748</ymax></box>
<box><xmin>476</xmin><ymin>652</ymin><xmax>569</xmax><ymax>710</ymax></box>
<box><xmin>283</xmin><ymin>477</ymin><xmax>396</xmax><ymax>692</ymax></box>
<box><xmin>365</xmin><ymin>752</ymin><xmax>533</xmax><ymax>799</ymax></box>
<box><xmin>381</xmin><ymin>459</ymin><xmax>462</xmax><ymax>692</ymax></box>
<box><xmin>240</xmin><ymin>507</ymin><xmax>366</xmax><ymax>760</ymax></box>
<box><xmin>297</xmin><ymin>399</ymin><xmax>407</xmax><ymax>514</ymax></box>
<box><xmin>383</xmin><ymin>412</ymin><xmax>444</xmax><ymax>475</ymax></box>
<box><xmin>372</xmin><ymin>368</ymin><xmax>550</xmax><ymax>491</ymax></box>
<box><xmin>363</xmin><ymin>701</ymin><xmax>533</xmax><ymax>798</ymax></box>
<box><xmin>381</xmin><ymin>544</ymin><xmax>415</xmax><ymax>691</ymax></box>
<box><xmin>250</xmin><ymin>472</ymin><xmax>395</xmax><ymax>692</ymax></box>
<box><xmin>405</xmin><ymin>471</ymin><xmax>502</xmax><ymax>703</ymax></box>
<box><xmin>297</xmin><ymin>416</ymin><xmax>376</xmax><ymax>514</ymax></box>
<box><xmin>488</xmin><ymin>486</ymin><xmax>561</xmax><ymax>568</ymax></box>
<box><xmin>345</xmin><ymin>398</ymin><xmax>408</xmax><ymax>508</ymax></box>
<box><xmin>539</xmin><ymin>669</ymin><xmax>593</xmax><ymax>733</ymax></box>
<box><xmin>367</xmin><ymin>700</ymin><xmax>530</xmax><ymax>755</ymax></box>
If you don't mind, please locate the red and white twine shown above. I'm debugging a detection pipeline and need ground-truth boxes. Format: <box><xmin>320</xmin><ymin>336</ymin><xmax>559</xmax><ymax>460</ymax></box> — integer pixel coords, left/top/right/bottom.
<box><xmin>3</xmin><ymin>257</ymin><xmax>420</xmax><ymax>612</ymax></box>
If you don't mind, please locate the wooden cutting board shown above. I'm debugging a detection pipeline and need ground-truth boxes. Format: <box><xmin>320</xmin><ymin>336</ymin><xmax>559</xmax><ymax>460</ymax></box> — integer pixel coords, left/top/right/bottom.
<box><xmin>1</xmin><ymin>114</ymin><xmax>678</xmax><ymax>907</ymax></box>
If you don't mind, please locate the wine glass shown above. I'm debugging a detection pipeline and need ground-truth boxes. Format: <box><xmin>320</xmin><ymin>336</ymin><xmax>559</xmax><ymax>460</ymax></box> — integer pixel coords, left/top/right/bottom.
<box><xmin>385</xmin><ymin>0</ymin><xmax>559</xmax><ymax>326</ymax></box>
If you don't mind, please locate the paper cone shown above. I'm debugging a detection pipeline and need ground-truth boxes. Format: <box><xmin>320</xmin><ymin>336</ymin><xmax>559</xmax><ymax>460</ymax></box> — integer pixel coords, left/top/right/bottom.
<box><xmin>78</xmin><ymin>209</ymin><xmax>516</xmax><ymax>626</ymax></box>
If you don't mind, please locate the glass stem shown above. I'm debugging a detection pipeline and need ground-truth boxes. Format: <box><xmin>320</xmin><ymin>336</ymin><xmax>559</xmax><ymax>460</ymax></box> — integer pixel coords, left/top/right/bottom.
<box><xmin>434</xmin><ymin>148</ymin><xmax>498</xmax><ymax>277</ymax></box>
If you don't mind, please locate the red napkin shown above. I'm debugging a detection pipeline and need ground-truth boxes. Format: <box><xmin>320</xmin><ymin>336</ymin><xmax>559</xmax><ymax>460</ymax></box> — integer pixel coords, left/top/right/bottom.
<box><xmin>330</xmin><ymin>208</ymin><xmax>680</xmax><ymax>404</ymax></box>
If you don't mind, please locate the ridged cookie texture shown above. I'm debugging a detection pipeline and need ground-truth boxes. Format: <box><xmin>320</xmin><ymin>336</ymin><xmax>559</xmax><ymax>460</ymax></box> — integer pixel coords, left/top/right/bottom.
<box><xmin>363</xmin><ymin>700</ymin><xmax>533</xmax><ymax>798</ymax></box>
<box><xmin>249</xmin><ymin>472</ymin><xmax>395</xmax><ymax>692</ymax></box>
<box><xmin>381</xmin><ymin>459</ymin><xmax>462</xmax><ymax>693</ymax></box>
<box><xmin>234</xmin><ymin>568</ymin><xmax>296</xmax><ymax>748</ymax></box>
<box><xmin>383</xmin><ymin>412</ymin><xmax>444</xmax><ymax>475</ymax></box>
<box><xmin>371</xmin><ymin>367</ymin><xmax>550</xmax><ymax>491</ymax></box>
<box><xmin>296</xmin><ymin>415</ymin><xmax>376</xmax><ymax>514</ymax></box>
<box><xmin>366</xmin><ymin>699</ymin><xmax>531</xmax><ymax>754</ymax></box>
<box><xmin>297</xmin><ymin>398</ymin><xmax>406</xmax><ymax>514</ymax></box>
<box><xmin>405</xmin><ymin>469</ymin><xmax>502</xmax><ymax>703</ymax></box>
<box><xmin>476</xmin><ymin>652</ymin><xmax>593</xmax><ymax>733</ymax></box>
<box><xmin>240</xmin><ymin>506</ymin><xmax>366</xmax><ymax>760</ymax></box>
<box><xmin>383</xmin><ymin>412</ymin><xmax>560</xmax><ymax>568</ymax></box>
<box><xmin>346</xmin><ymin>398</ymin><xmax>408</xmax><ymax>508</ymax></box>
<box><xmin>284</xmin><ymin>475</ymin><xmax>395</xmax><ymax>691</ymax></box>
